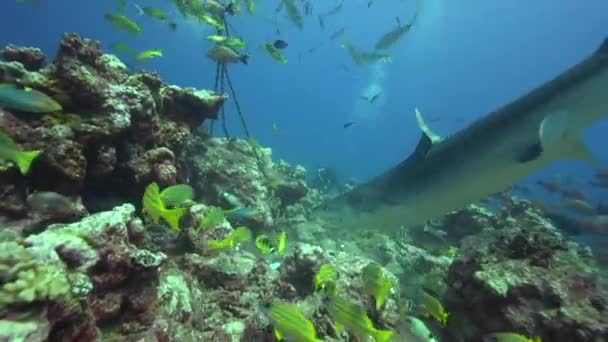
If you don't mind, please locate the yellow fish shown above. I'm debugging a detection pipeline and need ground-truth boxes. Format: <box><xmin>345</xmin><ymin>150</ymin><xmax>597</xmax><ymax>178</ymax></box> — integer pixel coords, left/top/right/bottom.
<box><xmin>314</xmin><ymin>264</ymin><xmax>337</xmax><ymax>295</ymax></box>
<box><xmin>136</xmin><ymin>49</ymin><xmax>163</xmax><ymax>62</ymax></box>
<box><xmin>484</xmin><ymin>332</ymin><xmax>542</xmax><ymax>342</ymax></box>
<box><xmin>255</xmin><ymin>235</ymin><xmax>274</xmax><ymax>254</ymax></box>
<box><xmin>0</xmin><ymin>84</ymin><xmax>62</xmax><ymax>113</ymax></box>
<box><xmin>267</xmin><ymin>303</ymin><xmax>323</xmax><ymax>342</ymax></box>
<box><xmin>104</xmin><ymin>13</ymin><xmax>142</xmax><ymax>35</ymax></box>
<box><xmin>0</xmin><ymin>132</ymin><xmax>40</xmax><ymax>175</ymax></box>
<box><xmin>276</xmin><ymin>231</ymin><xmax>287</xmax><ymax>255</ymax></box>
<box><xmin>142</xmin><ymin>182</ymin><xmax>188</xmax><ymax>231</ymax></box>
<box><xmin>420</xmin><ymin>290</ymin><xmax>448</xmax><ymax>326</ymax></box>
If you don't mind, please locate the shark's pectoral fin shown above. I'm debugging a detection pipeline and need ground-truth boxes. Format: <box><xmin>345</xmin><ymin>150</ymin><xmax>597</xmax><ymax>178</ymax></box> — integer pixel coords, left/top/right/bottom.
<box><xmin>538</xmin><ymin>110</ymin><xmax>598</xmax><ymax>164</ymax></box>
<box><xmin>415</xmin><ymin>107</ymin><xmax>442</xmax><ymax>144</ymax></box>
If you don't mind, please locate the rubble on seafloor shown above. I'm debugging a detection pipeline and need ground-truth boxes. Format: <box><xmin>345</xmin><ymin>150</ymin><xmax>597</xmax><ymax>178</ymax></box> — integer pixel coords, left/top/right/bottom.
<box><xmin>0</xmin><ymin>34</ymin><xmax>607</xmax><ymax>342</ymax></box>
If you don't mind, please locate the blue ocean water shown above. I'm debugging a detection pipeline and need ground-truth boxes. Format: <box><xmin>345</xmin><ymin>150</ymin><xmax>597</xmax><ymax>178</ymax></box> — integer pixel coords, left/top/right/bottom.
<box><xmin>1</xmin><ymin>0</ymin><xmax>606</xmax><ymax>186</ymax></box>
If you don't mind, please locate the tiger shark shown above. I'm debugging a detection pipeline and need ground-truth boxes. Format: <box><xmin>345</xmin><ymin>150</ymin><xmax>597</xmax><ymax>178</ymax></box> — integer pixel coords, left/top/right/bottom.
<box><xmin>325</xmin><ymin>38</ymin><xmax>608</xmax><ymax>230</ymax></box>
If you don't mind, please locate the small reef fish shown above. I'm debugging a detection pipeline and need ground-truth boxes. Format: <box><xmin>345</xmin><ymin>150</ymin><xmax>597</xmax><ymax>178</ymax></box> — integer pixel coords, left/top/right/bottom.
<box><xmin>110</xmin><ymin>42</ymin><xmax>137</xmax><ymax>56</ymax></box>
<box><xmin>255</xmin><ymin>235</ymin><xmax>275</xmax><ymax>254</ymax></box>
<box><xmin>267</xmin><ymin>303</ymin><xmax>323</xmax><ymax>342</ymax></box>
<box><xmin>225</xmin><ymin>207</ymin><xmax>254</xmax><ymax>224</ymax></box>
<box><xmin>206</xmin><ymin>226</ymin><xmax>252</xmax><ymax>251</ymax></box>
<box><xmin>563</xmin><ymin>198</ymin><xmax>597</xmax><ymax>215</ymax></box>
<box><xmin>325</xmin><ymin>295</ymin><xmax>394</xmax><ymax>342</ymax></box>
<box><xmin>314</xmin><ymin>264</ymin><xmax>337</xmax><ymax>295</ymax></box>
<box><xmin>204</xmin><ymin>0</ymin><xmax>235</xmax><ymax>17</ymax></box>
<box><xmin>343</xmin><ymin>122</ymin><xmax>355</xmax><ymax>128</ymax></box>
<box><xmin>419</xmin><ymin>290</ymin><xmax>448</xmax><ymax>326</ymax></box>
<box><xmin>27</xmin><ymin>191</ymin><xmax>83</xmax><ymax>218</ymax></box>
<box><xmin>207</xmin><ymin>45</ymin><xmax>249</xmax><ymax>64</ymax></box>
<box><xmin>374</xmin><ymin>15</ymin><xmax>417</xmax><ymax>51</ymax></box>
<box><xmin>229</xmin><ymin>226</ymin><xmax>252</xmax><ymax>244</ymax></box>
<box><xmin>142</xmin><ymin>182</ymin><xmax>188</xmax><ymax>231</ymax></box>
<box><xmin>362</xmin><ymin>262</ymin><xmax>395</xmax><ymax>310</ymax></box>
<box><xmin>360</xmin><ymin>92</ymin><xmax>381</xmax><ymax>104</ymax></box>
<box><xmin>0</xmin><ymin>84</ymin><xmax>62</xmax><ymax>113</ymax></box>
<box><xmin>263</xmin><ymin>43</ymin><xmax>288</xmax><ymax>64</ymax></box>
<box><xmin>135</xmin><ymin>49</ymin><xmax>163</xmax><ymax>62</ymax></box>
<box><xmin>273</xmin><ymin>39</ymin><xmax>289</xmax><ymax>49</ymax></box>
<box><xmin>196</xmin><ymin>207</ymin><xmax>225</xmax><ymax>233</ymax></box>
<box><xmin>201</xmin><ymin>13</ymin><xmax>226</xmax><ymax>31</ymax></box>
<box><xmin>206</xmin><ymin>238</ymin><xmax>236</xmax><ymax>251</ymax></box>
<box><xmin>159</xmin><ymin>184</ymin><xmax>194</xmax><ymax>207</ymax></box>
<box><xmin>0</xmin><ymin>132</ymin><xmax>41</xmax><ymax>175</ymax></box>
<box><xmin>207</xmin><ymin>35</ymin><xmax>246</xmax><ymax>49</ymax></box>
<box><xmin>254</xmin><ymin>232</ymin><xmax>287</xmax><ymax>255</ymax></box>
<box><xmin>276</xmin><ymin>231</ymin><xmax>287</xmax><ymax>255</ymax></box>
<box><xmin>135</xmin><ymin>5</ymin><xmax>169</xmax><ymax>20</ymax></box>
<box><xmin>104</xmin><ymin>13</ymin><xmax>143</xmax><ymax>35</ymax></box>
<box><xmin>220</xmin><ymin>189</ymin><xmax>244</xmax><ymax>207</ymax></box>
<box><xmin>168</xmin><ymin>21</ymin><xmax>178</xmax><ymax>31</ymax></box>
<box><xmin>398</xmin><ymin>316</ymin><xmax>437</xmax><ymax>342</ymax></box>
<box><xmin>484</xmin><ymin>332</ymin><xmax>542</xmax><ymax>342</ymax></box>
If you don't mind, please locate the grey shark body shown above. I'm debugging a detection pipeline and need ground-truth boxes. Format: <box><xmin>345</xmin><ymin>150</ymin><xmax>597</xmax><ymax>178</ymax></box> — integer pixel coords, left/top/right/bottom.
<box><xmin>327</xmin><ymin>38</ymin><xmax>608</xmax><ymax>229</ymax></box>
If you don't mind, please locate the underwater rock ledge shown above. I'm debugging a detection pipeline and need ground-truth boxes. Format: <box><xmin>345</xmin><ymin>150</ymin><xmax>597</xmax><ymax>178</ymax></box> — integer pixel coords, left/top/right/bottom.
<box><xmin>0</xmin><ymin>33</ymin><xmax>227</xmax><ymax>221</ymax></box>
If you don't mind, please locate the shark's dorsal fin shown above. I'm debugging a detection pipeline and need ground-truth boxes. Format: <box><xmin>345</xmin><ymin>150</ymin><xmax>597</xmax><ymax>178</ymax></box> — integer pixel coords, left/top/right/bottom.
<box><xmin>411</xmin><ymin>129</ymin><xmax>434</xmax><ymax>160</ymax></box>
<box><xmin>415</xmin><ymin>107</ymin><xmax>442</xmax><ymax>144</ymax></box>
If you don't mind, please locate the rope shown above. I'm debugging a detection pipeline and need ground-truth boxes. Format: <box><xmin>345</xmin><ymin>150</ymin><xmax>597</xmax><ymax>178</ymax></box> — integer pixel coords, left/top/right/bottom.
<box><xmin>219</xmin><ymin>66</ymin><xmax>230</xmax><ymax>137</ymax></box>
<box><xmin>210</xmin><ymin>61</ymin><xmax>222</xmax><ymax>136</ymax></box>
<box><xmin>222</xmin><ymin>64</ymin><xmax>250</xmax><ymax>138</ymax></box>
<box><xmin>206</xmin><ymin>17</ymin><xmax>251</xmax><ymax>139</ymax></box>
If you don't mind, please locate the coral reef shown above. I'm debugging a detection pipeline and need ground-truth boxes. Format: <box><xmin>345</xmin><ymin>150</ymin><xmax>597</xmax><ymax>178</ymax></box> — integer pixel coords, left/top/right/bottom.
<box><xmin>0</xmin><ymin>33</ymin><xmax>226</xmax><ymax>222</ymax></box>
<box><xmin>0</xmin><ymin>204</ymin><xmax>165</xmax><ymax>341</ymax></box>
<box><xmin>442</xmin><ymin>199</ymin><xmax>608</xmax><ymax>342</ymax></box>
<box><xmin>185</xmin><ymin>137</ymin><xmax>316</xmax><ymax>230</ymax></box>
<box><xmin>2</xmin><ymin>34</ymin><xmax>607</xmax><ymax>342</ymax></box>
<box><xmin>1</xmin><ymin>44</ymin><xmax>46</xmax><ymax>71</ymax></box>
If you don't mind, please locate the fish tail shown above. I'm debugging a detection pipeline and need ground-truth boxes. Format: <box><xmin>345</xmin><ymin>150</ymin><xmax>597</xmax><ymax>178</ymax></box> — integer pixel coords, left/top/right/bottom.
<box><xmin>161</xmin><ymin>206</ymin><xmax>188</xmax><ymax>231</ymax></box>
<box><xmin>373</xmin><ymin>329</ymin><xmax>394</xmax><ymax>342</ymax></box>
<box><xmin>15</xmin><ymin>149</ymin><xmax>41</xmax><ymax>174</ymax></box>
<box><xmin>241</xmin><ymin>54</ymin><xmax>249</xmax><ymax>64</ymax></box>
